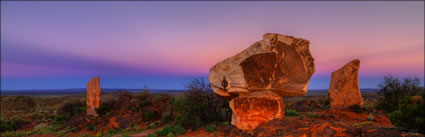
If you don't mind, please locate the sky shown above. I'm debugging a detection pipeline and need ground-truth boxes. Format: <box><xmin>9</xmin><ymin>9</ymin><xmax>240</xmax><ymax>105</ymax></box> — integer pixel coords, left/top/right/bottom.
<box><xmin>1</xmin><ymin>1</ymin><xmax>424</xmax><ymax>90</ymax></box>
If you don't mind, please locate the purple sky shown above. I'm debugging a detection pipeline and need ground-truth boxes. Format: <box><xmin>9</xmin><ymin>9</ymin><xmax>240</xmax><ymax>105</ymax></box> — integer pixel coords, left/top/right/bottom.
<box><xmin>1</xmin><ymin>1</ymin><xmax>424</xmax><ymax>90</ymax></box>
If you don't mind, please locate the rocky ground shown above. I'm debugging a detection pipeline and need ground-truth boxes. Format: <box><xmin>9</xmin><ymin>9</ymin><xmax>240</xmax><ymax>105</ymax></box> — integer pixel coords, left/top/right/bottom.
<box><xmin>1</xmin><ymin>92</ymin><xmax>423</xmax><ymax>137</ymax></box>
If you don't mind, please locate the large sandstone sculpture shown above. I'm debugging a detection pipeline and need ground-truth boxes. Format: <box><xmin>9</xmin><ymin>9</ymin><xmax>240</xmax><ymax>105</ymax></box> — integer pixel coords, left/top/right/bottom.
<box><xmin>87</xmin><ymin>77</ymin><xmax>101</xmax><ymax>116</ymax></box>
<box><xmin>230</xmin><ymin>91</ymin><xmax>285</xmax><ymax>130</ymax></box>
<box><xmin>328</xmin><ymin>59</ymin><xmax>363</xmax><ymax>108</ymax></box>
<box><xmin>209</xmin><ymin>33</ymin><xmax>315</xmax><ymax>97</ymax></box>
<box><xmin>209</xmin><ymin>33</ymin><xmax>315</xmax><ymax>130</ymax></box>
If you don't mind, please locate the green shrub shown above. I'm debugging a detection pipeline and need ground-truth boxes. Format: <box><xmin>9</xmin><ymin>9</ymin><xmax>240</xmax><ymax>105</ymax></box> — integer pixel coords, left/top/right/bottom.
<box><xmin>388</xmin><ymin>94</ymin><xmax>425</xmax><ymax>133</ymax></box>
<box><xmin>286</xmin><ymin>109</ymin><xmax>300</xmax><ymax>116</ymax></box>
<box><xmin>171</xmin><ymin>78</ymin><xmax>232</xmax><ymax>129</ymax></box>
<box><xmin>0</xmin><ymin>119</ymin><xmax>14</xmax><ymax>132</ymax></box>
<box><xmin>350</xmin><ymin>104</ymin><xmax>363</xmax><ymax>113</ymax></box>
<box><xmin>167</xmin><ymin>132</ymin><xmax>175</xmax><ymax>137</ymax></box>
<box><xmin>96</xmin><ymin>104</ymin><xmax>111</xmax><ymax>115</ymax></box>
<box><xmin>149</xmin><ymin>123</ymin><xmax>156</xmax><ymax>129</ymax></box>
<box><xmin>134</xmin><ymin>90</ymin><xmax>153</xmax><ymax>110</ymax></box>
<box><xmin>87</xmin><ymin>124</ymin><xmax>95</xmax><ymax>131</ymax></box>
<box><xmin>172</xmin><ymin>124</ymin><xmax>185</xmax><ymax>135</ymax></box>
<box><xmin>54</xmin><ymin>115</ymin><xmax>68</xmax><ymax>125</ymax></box>
<box><xmin>56</xmin><ymin>99</ymin><xmax>85</xmax><ymax>120</ymax></box>
<box><xmin>376</xmin><ymin>75</ymin><xmax>425</xmax><ymax>133</ymax></box>
<box><xmin>144</xmin><ymin>110</ymin><xmax>155</xmax><ymax>121</ymax></box>
<box><xmin>107</xmin><ymin>128</ymin><xmax>115</xmax><ymax>134</ymax></box>
<box><xmin>156</xmin><ymin>125</ymin><xmax>172</xmax><ymax>136</ymax></box>
<box><xmin>148</xmin><ymin>133</ymin><xmax>157</xmax><ymax>137</ymax></box>
<box><xmin>376</xmin><ymin>75</ymin><xmax>423</xmax><ymax>112</ymax></box>
<box><xmin>307</xmin><ymin>113</ymin><xmax>315</xmax><ymax>118</ymax></box>
<box><xmin>206</xmin><ymin>125</ymin><xmax>216</xmax><ymax>133</ymax></box>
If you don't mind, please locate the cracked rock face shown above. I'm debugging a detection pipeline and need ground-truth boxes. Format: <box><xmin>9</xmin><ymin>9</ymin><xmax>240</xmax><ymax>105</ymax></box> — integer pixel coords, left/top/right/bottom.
<box><xmin>209</xmin><ymin>33</ymin><xmax>315</xmax><ymax>98</ymax></box>
<box><xmin>87</xmin><ymin>77</ymin><xmax>101</xmax><ymax>116</ymax></box>
<box><xmin>230</xmin><ymin>91</ymin><xmax>285</xmax><ymax>131</ymax></box>
<box><xmin>328</xmin><ymin>59</ymin><xmax>363</xmax><ymax>108</ymax></box>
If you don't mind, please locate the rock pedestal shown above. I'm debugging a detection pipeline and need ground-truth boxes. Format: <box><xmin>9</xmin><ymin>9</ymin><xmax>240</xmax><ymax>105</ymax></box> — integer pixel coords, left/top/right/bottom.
<box><xmin>328</xmin><ymin>59</ymin><xmax>363</xmax><ymax>108</ymax></box>
<box><xmin>87</xmin><ymin>77</ymin><xmax>101</xmax><ymax>116</ymax></box>
<box><xmin>229</xmin><ymin>91</ymin><xmax>285</xmax><ymax>130</ymax></box>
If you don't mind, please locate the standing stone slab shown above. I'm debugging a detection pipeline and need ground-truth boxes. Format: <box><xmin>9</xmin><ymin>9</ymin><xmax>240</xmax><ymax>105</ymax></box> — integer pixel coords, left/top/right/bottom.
<box><xmin>87</xmin><ymin>77</ymin><xmax>101</xmax><ymax>116</ymax></box>
<box><xmin>230</xmin><ymin>91</ymin><xmax>285</xmax><ymax>130</ymax></box>
<box><xmin>209</xmin><ymin>33</ymin><xmax>315</xmax><ymax>98</ymax></box>
<box><xmin>328</xmin><ymin>59</ymin><xmax>363</xmax><ymax>108</ymax></box>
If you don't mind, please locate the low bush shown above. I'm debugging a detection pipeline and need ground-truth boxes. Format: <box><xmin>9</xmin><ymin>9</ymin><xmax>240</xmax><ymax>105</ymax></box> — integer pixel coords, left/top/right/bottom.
<box><xmin>376</xmin><ymin>75</ymin><xmax>423</xmax><ymax>112</ymax></box>
<box><xmin>156</xmin><ymin>125</ymin><xmax>172</xmax><ymax>136</ymax></box>
<box><xmin>144</xmin><ymin>110</ymin><xmax>155</xmax><ymax>121</ymax></box>
<box><xmin>0</xmin><ymin>119</ymin><xmax>14</xmax><ymax>132</ymax></box>
<box><xmin>148</xmin><ymin>133</ymin><xmax>157</xmax><ymax>137</ymax></box>
<box><xmin>87</xmin><ymin>124</ymin><xmax>95</xmax><ymax>131</ymax></box>
<box><xmin>171</xmin><ymin>78</ymin><xmax>232</xmax><ymax>129</ymax></box>
<box><xmin>388</xmin><ymin>93</ymin><xmax>425</xmax><ymax>133</ymax></box>
<box><xmin>56</xmin><ymin>99</ymin><xmax>85</xmax><ymax>120</ymax></box>
<box><xmin>172</xmin><ymin>124</ymin><xmax>185</xmax><ymax>135</ymax></box>
<box><xmin>206</xmin><ymin>125</ymin><xmax>216</xmax><ymax>133</ymax></box>
<box><xmin>375</xmin><ymin>75</ymin><xmax>425</xmax><ymax>133</ymax></box>
<box><xmin>350</xmin><ymin>104</ymin><xmax>363</xmax><ymax>113</ymax></box>
<box><xmin>286</xmin><ymin>109</ymin><xmax>300</xmax><ymax>116</ymax></box>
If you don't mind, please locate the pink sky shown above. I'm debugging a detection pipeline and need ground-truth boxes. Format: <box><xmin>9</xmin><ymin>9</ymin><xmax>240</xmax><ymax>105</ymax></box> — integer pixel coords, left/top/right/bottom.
<box><xmin>1</xmin><ymin>1</ymin><xmax>424</xmax><ymax>90</ymax></box>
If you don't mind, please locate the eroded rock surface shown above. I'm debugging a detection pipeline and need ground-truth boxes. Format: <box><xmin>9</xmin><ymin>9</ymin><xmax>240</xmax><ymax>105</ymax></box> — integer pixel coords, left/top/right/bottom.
<box><xmin>209</xmin><ymin>33</ymin><xmax>315</xmax><ymax>98</ymax></box>
<box><xmin>87</xmin><ymin>77</ymin><xmax>101</xmax><ymax>116</ymax></box>
<box><xmin>229</xmin><ymin>91</ymin><xmax>285</xmax><ymax>130</ymax></box>
<box><xmin>328</xmin><ymin>59</ymin><xmax>363</xmax><ymax>108</ymax></box>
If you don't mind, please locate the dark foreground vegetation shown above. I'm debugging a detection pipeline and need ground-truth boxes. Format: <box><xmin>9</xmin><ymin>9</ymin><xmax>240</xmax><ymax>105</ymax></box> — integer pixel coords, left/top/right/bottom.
<box><xmin>0</xmin><ymin>75</ymin><xmax>424</xmax><ymax>137</ymax></box>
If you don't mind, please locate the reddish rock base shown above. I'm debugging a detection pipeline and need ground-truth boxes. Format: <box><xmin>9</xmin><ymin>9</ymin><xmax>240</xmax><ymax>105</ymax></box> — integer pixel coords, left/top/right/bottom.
<box><xmin>225</xmin><ymin>109</ymin><xmax>395</xmax><ymax>137</ymax></box>
<box><xmin>230</xmin><ymin>91</ymin><xmax>285</xmax><ymax>130</ymax></box>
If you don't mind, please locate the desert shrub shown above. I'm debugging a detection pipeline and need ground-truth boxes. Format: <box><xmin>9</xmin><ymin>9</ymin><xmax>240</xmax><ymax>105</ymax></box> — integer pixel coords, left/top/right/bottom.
<box><xmin>107</xmin><ymin>128</ymin><xmax>115</xmax><ymax>134</ymax></box>
<box><xmin>172</xmin><ymin>124</ymin><xmax>185</xmax><ymax>135</ymax></box>
<box><xmin>167</xmin><ymin>132</ymin><xmax>175</xmax><ymax>137</ymax></box>
<box><xmin>149</xmin><ymin>123</ymin><xmax>156</xmax><ymax>129</ymax></box>
<box><xmin>172</xmin><ymin>78</ymin><xmax>232</xmax><ymax>129</ymax></box>
<box><xmin>161</xmin><ymin>111</ymin><xmax>172</xmax><ymax>124</ymax></box>
<box><xmin>286</xmin><ymin>109</ymin><xmax>300</xmax><ymax>116</ymax></box>
<box><xmin>54</xmin><ymin>115</ymin><xmax>68</xmax><ymax>125</ymax></box>
<box><xmin>148</xmin><ymin>133</ymin><xmax>157</xmax><ymax>137</ymax></box>
<box><xmin>11</xmin><ymin>96</ymin><xmax>35</xmax><ymax>112</ymax></box>
<box><xmin>87</xmin><ymin>124</ymin><xmax>95</xmax><ymax>131</ymax></box>
<box><xmin>134</xmin><ymin>89</ymin><xmax>154</xmax><ymax>110</ymax></box>
<box><xmin>155</xmin><ymin>125</ymin><xmax>172</xmax><ymax>136</ymax></box>
<box><xmin>376</xmin><ymin>75</ymin><xmax>425</xmax><ymax>133</ymax></box>
<box><xmin>0</xmin><ymin>119</ymin><xmax>14</xmax><ymax>132</ymax></box>
<box><xmin>388</xmin><ymin>93</ymin><xmax>425</xmax><ymax>133</ymax></box>
<box><xmin>96</xmin><ymin>104</ymin><xmax>111</xmax><ymax>115</ymax></box>
<box><xmin>319</xmin><ymin>99</ymin><xmax>330</xmax><ymax>109</ymax></box>
<box><xmin>350</xmin><ymin>104</ymin><xmax>363</xmax><ymax>113</ymax></box>
<box><xmin>206</xmin><ymin>125</ymin><xmax>216</xmax><ymax>133</ymax></box>
<box><xmin>56</xmin><ymin>99</ymin><xmax>85</xmax><ymax>120</ymax></box>
<box><xmin>307</xmin><ymin>113</ymin><xmax>315</xmax><ymax>118</ymax></box>
<box><xmin>376</xmin><ymin>75</ymin><xmax>423</xmax><ymax>112</ymax></box>
<box><xmin>144</xmin><ymin>110</ymin><xmax>155</xmax><ymax>121</ymax></box>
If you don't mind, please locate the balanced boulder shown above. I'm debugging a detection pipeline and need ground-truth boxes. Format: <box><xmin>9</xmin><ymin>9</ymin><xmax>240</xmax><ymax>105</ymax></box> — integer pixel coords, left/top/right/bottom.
<box><xmin>209</xmin><ymin>33</ymin><xmax>315</xmax><ymax>130</ymax></box>
<box><xmin>209</xmin><ymin>33</ymin><xmax>315</xmax><ymax>98</ymax></box>
<box><xmin>328</xmin><ymin>59</ymin><xmax>363</xmax><ymax>108</ymax></box>
<box><xmin>87</xmin><ymin>77</ymin><xmax>101</xmax><ymax>116</ymax></box>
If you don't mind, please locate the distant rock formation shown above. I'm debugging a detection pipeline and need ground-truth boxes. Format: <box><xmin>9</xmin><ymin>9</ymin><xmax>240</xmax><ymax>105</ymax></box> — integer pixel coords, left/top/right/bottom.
<box><xmin>209</xmin><ymin>33</ymin><xmax>315</xmax><ymax>130</ymax></box>
<box><xmin>328</xmin><ymin>59</ymin><xmax>363</xmax><ymax>108</ymax></box>
<box><xmin>230</xmin><ymin>91</ymin><xmax>285</xmax><ymax>130</ymax></box>
<box><xmin>87</xmin><ymin>77</ymin><xmax>101</xmax><ymax>116</ymax></box>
